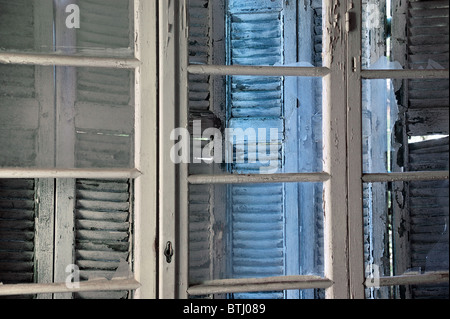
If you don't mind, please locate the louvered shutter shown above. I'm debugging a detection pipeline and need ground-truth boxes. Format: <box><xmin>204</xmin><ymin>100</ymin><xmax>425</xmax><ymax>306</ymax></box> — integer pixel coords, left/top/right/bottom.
<box><xmin>227</xmin><ymin>0</ymin><xmax>286</xmax><ymax>299</ymax></box>
<box><xmin>406</xmin><ymin>0</ymin><xmax>449</xmax><ymax>137</ymax></box>
<box><xmin>404</xmin><ymin>0</ymin><xmax>449</xmax><ymax>299</ymax></box>
<box><xmin>0</xmin><ymin>1</ymin><xmax>45</xmax><ymax>294</ymax></box>
<box><xmin>74</xmin><ymin>179</ymin><xmax>132</xmax><ymax>299</ymax></box>
<box><xmin>187</xmin><ymin>0</ymin><xmax>216</xmax><ymax>289</ymax></box>
<box><xmin>75</xmin><ymin>0</ymin><xmax>134</xmax><ymax>169</ymax></box>
<box><xmin>0</xmin><ymin>179</ymin><xmax>35</xmax><ymax>298</ymax></box>
<box><xmin>408</xmin><ymin>137</ymin><xmax>449</xmax><ymax>299</ymax></box>
<box><xmin>72</xmin><ymin>0</ymin><xmax>134</xmax><ymax>299</ymax></box>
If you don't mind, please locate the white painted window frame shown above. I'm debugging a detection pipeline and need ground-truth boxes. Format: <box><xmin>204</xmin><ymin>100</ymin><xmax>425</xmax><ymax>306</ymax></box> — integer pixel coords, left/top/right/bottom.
<box><xmin>0</xmin><ymin>0</ymin><xmax>157</xmax><ymax>298</ymax></box>
<box><xmin>159</xmin><ymin>0</ymin><xmax>449</xmax><ymax>299</ymax></box>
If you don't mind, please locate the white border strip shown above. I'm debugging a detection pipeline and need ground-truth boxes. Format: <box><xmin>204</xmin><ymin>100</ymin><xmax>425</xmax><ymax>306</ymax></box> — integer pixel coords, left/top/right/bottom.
<box><xmin>0</xmin><ymin>278</ymin><xmax>141</xmax><ymax>296</ymax></box>
<box><xmin>0</xmin><ymin>168</ymin><xmax>142</xmax><ymax>179</ymax></box>
<box><xmin>365</xmin><ymin>271</ymin><xmax>449</xmax><ymax>288</ymax></box>
<box><xmin>188</xmin><ymin>64</ymin><xmax>330</xmax><ymax>77</ymax></box>
<box><xmin>362</xmin><ymin>171</ymin><xmax>449</xmax><ymax>183</ymax></box>
<box><xmin>188</xmin><ymin>172</ymin><xmax>331</xmax><ymax>184</ymax></box>
<box><xmin>0</xmin><ymin>52</ymin><xmax>140</xmax><ymax>69</ymax></box>
<box><xmin>361</xmin><ymin>69</ymin><xmax>449</xmax><ymax>79</ymax></box>
<box><xmin>187</xmin><ymin>276</ymin><xmax>333</xmax><ymax>295</ymax></box>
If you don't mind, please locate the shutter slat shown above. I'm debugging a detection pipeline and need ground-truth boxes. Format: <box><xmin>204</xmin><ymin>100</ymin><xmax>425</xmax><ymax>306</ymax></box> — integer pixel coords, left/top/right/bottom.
<box><xmin>74</xmin><ymin>179</ymin><xmax>132</xmax><ymax>299</ymax></box>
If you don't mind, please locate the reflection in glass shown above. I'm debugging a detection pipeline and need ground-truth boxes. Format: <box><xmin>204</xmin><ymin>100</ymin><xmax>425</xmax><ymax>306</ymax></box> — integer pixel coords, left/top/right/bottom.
<box><xmin>188</xmin><ymin>182</ymin><xmax>325</xmax><ymax>299</ymax></box>
<box><xmin>0</xmin><ymin>65</ymin><xmax>134</xmax><ymax>169</ymax></box>
<box><xmin>0</xmin><ymin>0</ymin><xmax>134</xmax><ymax>56</ymax></box>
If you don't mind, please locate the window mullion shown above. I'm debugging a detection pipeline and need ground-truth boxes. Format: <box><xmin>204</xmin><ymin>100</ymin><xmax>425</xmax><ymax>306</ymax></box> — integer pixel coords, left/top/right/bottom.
<box><xmin>158</xmin><ymin>0</ymin><xmax>178</xmax><ymax>299</ymax></box>
<box><xmin>346</xmin><ymin>0</ymin><xmax>365</xmax><ymax>299</ymax></box>
<box><xmin>322</xmin><ymin>0</ymin><xmax>350</xmax><ymax>299</ymax></box>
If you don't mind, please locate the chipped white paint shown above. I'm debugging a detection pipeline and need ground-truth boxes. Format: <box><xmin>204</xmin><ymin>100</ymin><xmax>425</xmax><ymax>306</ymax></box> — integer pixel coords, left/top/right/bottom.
<box><xmin>322</xmin><ymin>0</ymin><xmax>350</xmax><ymax>299</ymax></box>
<box><xmin>188</xmin><ymin>172</ymin><xmax>331</xmax><ymax>184</ymax></box>
<box><xmin>187</xmin><ymin>64</ymin><xmax>331</xmax><ymax>77</ymax></box>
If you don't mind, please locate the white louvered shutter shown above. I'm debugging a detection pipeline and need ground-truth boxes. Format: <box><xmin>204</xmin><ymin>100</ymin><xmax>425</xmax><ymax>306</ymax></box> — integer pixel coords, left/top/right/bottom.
<box><xmin>71</xmin><ymin>0</ymin><xmax>134</xmax><ymax>299</ymax></box>
<box><xmin>0</xmin><ymin>0</ymin><xmax>51</xmax><ymax>296</ymax></box>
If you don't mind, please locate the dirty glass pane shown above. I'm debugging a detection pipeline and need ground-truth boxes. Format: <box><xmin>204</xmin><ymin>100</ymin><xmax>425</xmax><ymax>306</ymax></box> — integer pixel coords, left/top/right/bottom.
<box><xmin>185</xmin><ymin>74</ymin><xmax>323</xmax><ymax>174</ymax></box>
<box><xmin>362</xmin><ymin>0</ymin><xmax>449</xmax><ymax>70</ymax></box>
<box><xmin>362</xmin><ymin>78</ymin><xmax>449</xmax><ymax>173</ymax></box>
<box><xmin>0</xmin><ymin>64</ymin><xmax>135</xmax><ymax>169</ymax></box>
<box><xmin>0</xmin><ymin>0</ymin><xmax>134</xmax><ymax>57</ymax></box>
<box><xmin>363</xmin><ymin>181</ymin><xmax>449</xmax><ymax>299</ymax></box>
<box><xmin>188</xmin><ymin>180</ymin><xmax>325</xmax><ymax>299</ymax></box>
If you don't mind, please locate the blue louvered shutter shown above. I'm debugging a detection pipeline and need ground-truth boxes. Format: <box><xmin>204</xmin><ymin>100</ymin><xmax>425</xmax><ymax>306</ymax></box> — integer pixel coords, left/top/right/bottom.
<box><xmin>227</xmin><ymin>0</ymin><xmax>288</xmax><ymax>299</ymax></box>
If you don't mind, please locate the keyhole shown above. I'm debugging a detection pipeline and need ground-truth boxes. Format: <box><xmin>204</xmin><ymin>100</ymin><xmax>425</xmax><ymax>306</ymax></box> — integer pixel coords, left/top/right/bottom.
<box><xmin>164</xmin><ymin>241</ymin><xmax>174</xmax><ymax>263</ymax></box>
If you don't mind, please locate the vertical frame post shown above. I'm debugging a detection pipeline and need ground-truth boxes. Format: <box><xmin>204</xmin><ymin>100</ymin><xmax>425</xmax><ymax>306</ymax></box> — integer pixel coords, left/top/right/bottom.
<box><xmin>159</xmin><ymin>0</ymin><xmax>177</xmax><ymax>298</ymax></box>
<box><xmin>346</xmin><ymin>0</ymin><xmax>365</xmax><ymax>299</ymax></box>
<box><xmin>322</xmin><ymin>0</ymin><xmax>350</xmax><ymax>299</ymax></box>
<box><xmin>133</xmin><ymin>0</ymin><xmax>158</xmax><ymax>299</ymax></box>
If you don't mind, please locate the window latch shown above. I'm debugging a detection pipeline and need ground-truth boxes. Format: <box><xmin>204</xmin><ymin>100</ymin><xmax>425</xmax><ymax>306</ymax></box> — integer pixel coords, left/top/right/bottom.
<box><xmin>164</xmin><ymin>241</ymin><xmax>174</xmax><ymax>264</ymax></box>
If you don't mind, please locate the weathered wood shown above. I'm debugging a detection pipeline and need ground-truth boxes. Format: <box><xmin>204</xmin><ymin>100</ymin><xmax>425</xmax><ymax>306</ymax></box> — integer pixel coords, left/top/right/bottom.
<box><xmin>187</xmin><ymin>275</ymin><xmax>333</xmax><ymax>295</ymax></box>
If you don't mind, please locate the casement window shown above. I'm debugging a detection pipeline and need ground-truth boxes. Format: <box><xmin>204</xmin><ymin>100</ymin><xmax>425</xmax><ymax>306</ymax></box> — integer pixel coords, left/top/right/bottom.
<box><xmin>160</xmin><ymin>0</ymin><xmax>449</xmax><ymax>299</ymax></box>
<box><xmin>0</xmin><ymin>0</ymin><xmax>157</xmax><ymax>298</ymax></box>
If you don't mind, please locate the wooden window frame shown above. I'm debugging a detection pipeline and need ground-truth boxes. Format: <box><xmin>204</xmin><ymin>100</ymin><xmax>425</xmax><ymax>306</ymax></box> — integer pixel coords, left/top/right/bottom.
<box><xmin>159</xmin><ymin>0</ymin><xmax>449</xmax><ymax>299</ymax></box>
<box><xmin>0</xmin><ymin>0</ymin><xmax>157</xmax><ymax>298</ymax></box>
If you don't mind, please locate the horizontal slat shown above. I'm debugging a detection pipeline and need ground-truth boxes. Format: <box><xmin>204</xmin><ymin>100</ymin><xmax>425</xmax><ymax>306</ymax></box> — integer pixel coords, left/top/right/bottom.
<box><xmin>187</xmin><ymin>275</ymin><xmax>333</xmax><ymax>295</ymax></box>
<box><xmin>0</xmin><ymin>52</ymin><xmax>140</xmax><ymax>69</ymax></box>
<box><xmin>0</xmin><ymin>278</ymin><xmax>140</xmax><ymax>296</ymax></box>
<box><xmin>365</xmin><ymin>271</ymin><xmax>449</xmax><ymax>288</ymax></box>
<box><xmin>0</xmin><ymin>168</ymin><xmax>141</xmax><ymax>179</ymax></box>
<box><xmin>362</xmin><ymin>171</ymin><xmax>449</xmax><ymax>183</ymax></box>
<box><xmin>361</xmin><ymin>69</ymin><xmax>449</xmax><ymax>79</ymax></box>
<box><xmin>188</xmin><ymin>172</ymin><xmax>331</xmax><ymax>184</ymax></box>
<box><xmin>188</xmin><ymin>64</ymin><xmax>330</xmax><ymax>77</ymax></box>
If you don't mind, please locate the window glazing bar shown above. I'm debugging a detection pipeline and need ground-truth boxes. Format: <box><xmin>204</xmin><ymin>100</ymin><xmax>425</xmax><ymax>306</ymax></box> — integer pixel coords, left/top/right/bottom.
<box><xmin>0</xmin><ymin>278</ymin><xmax>141</xmax><ymax>297</ymax></box>
<box><xmin>365</xmin><ymin>271</ymin><xmax>449</xmax><ymax>288</ymax></box>
<box><xmin>362</xmin><ymin>171</ymin><xmax>449</xmax><ymax>183</ymax></box>
<box><xmin>187</xmin><ymin>172</ymin><xmax>331</xmax><ymax>184</ymax></box>
<box><xmin>0</xmin><ymin>168</ymin><xmax>142</xmax><ymax>179</ymax></box>
<box><xmin>0</xmin><ymin>52</ymin><xmax>140</xmax><ymax>69</ymax></box>
<box><xmin>187</xmin><ymin>64</ymin><xmax>330</xmax><ymax>77</ymax></box>
<box><xmin>187</xmin><ymin>276</ymin><xmax>333</xmax><ymax>296</ymax></box>
<box><xmin>361</xmin><ymin>69</ymin><xmax>449</xmax><ymax>79</ymax></box>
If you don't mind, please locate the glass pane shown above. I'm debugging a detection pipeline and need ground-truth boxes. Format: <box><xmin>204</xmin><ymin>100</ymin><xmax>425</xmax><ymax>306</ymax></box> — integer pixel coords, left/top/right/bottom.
<box><xmin>188</xmin><ymin>0</ymin><xmax>323</xmax><ymax>67</ymax></box>
<box><xmin>362</xmin><ymin>78</ymin><xmax>449</xmax><ymax>173</ymax></box>
<box><xmin>188</xmin><ymin>181</ymin><xmax>325</xmax><ymax>299</ymax></box>
<box><xmin>362</xmin><ymin>0</ymin><xmax>449</xmax><ymax>71</ymax></box>
<box><xmin>363</xmin><ymin>182</ymin><xmax>449</xmax><ymax>299</ymax></box>
<box><xmin>0</xmin><ymin>64</ymin><xmax>135</xmax><ymax>169</ymax></box>
<box><xmin>0</xmin><ymin>0</ymin><xmax>134</xmax><ymax>56</ymax></box>
<box><xmin>185</xmin><ymin>73</ymin><xmax>323</xmax><ymax>174</ymax></box>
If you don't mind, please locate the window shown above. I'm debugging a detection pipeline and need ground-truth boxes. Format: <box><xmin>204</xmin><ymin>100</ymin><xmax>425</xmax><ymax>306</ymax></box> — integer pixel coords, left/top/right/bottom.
<box><xmin>0</xmin><ymin>0</ymin><xmax>157</xmax><ymax>298</ymax></box>
<box><xmin>161</xmin><ymin>0</ymin><xmax>449</xmax><ymax>299</ymax></box>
